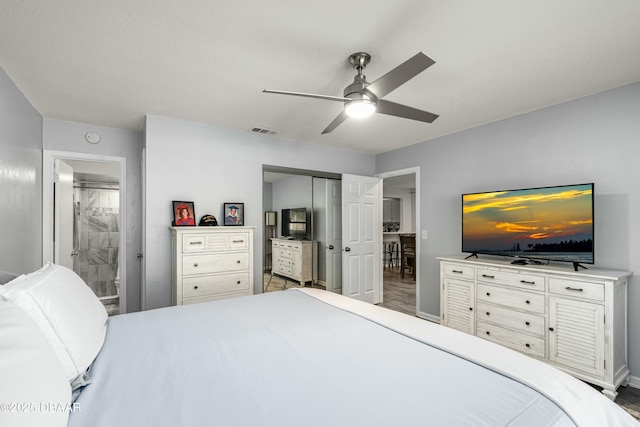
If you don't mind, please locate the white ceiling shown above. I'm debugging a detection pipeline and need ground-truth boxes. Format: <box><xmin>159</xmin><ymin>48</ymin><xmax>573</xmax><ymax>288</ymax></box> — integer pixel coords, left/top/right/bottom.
<box><xmin>1</xmin><ymin>1</ymin><xmax>639</xmax><ymax>154</ymax></box>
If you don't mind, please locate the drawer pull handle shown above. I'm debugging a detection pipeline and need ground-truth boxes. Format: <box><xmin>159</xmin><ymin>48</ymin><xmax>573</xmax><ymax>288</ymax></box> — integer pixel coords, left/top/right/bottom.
<box><xmin>525</xmin><ymin>343</ymin><xmax>531</xmax><ymax>348</ymax></box>
<box><xmin>482</xmin><ymin>274</ymin><xmax>495</xmax><ymax>279</ymax></box>
<box><xmin>525</xmin><ymin>321</ymin><xmax>530</xmax><ymax>326</ymax></box>
<box><xmin>193</xmin><ymin>263</ymin><xmax>199</xmax><ymax>267</ymax></box>
<box><xmin>549</xmin><ymin>327</ymin><xmax>555</xmax><ymax>332</ymax></box>
<box><xmin>525</xmin><ymin>300</ymin><xmax>531</xmax><ymax>304</ymax></box>
<box><xmin>469</xmin><ymin>307</ymin><xmax>473</xmax><ymax>311</ymax></box>
<box><xmin>236</xmin><ymin>281</ymin><xmax>241</xmax><ymax>285</ymax></box>
<box><xmin>486</xmin><ymin>292</ymin><xmax>490</xmax><ymax>296</ymax></box>
<box><xmin>189</xmin><ymin>241</ymin><xmax>203</xmax><ymax>245</ymax></box>
<box><xmin>486</xmin><ymin>331</ymin><xmax>490</xmax><ymax>335</ymax></box>
<box><xmin>520</xmin><ymin>280</ymin><xmax>535</xmax><ymax>285</ymax></box>
<box><xmin>486</xmin><ymin>312</ymin><xmax>490</xmax><ymax>316</ymax></box>
<box><xmin>565</xmin><ymin>286</ymin><xmax>584</xmax><ymax>292</ymax></box>
<box><xmin>233</xmin><ymin>240</ymin><xmax>244</xmax><ymax>243</ymax></box>
<box><xmin>236</xmin><ymin>260</ymin><xmax>241</xmax><ymax>264</ymax></box>
<box><xmin>452</xmin><ymin>270</ymin><xmax>463</xmax><ymax>274</ymax></box>
<box><xmin>194</xmin><ymin>286</ymin><xmax>198</xmax><ymax>290</ymax></box>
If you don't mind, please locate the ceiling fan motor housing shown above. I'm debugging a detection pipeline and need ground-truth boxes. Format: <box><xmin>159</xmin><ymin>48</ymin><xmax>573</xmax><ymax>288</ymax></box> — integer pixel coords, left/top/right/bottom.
<box><xmin>344</xmin><ymin>74</ymin><xmax>377</xmax><ymax>118</ymax></box>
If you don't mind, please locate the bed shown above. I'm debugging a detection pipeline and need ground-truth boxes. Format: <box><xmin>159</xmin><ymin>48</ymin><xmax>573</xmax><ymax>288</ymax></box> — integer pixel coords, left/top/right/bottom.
<box><xmin>1</xmin><ymin>264</ymin><xmax>637</xmax><ymax>426</ymax></box>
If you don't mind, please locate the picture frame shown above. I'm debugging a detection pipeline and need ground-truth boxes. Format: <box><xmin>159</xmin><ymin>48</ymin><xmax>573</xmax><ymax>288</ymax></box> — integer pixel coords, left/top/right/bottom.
<box><xmin>173</xmin><ymin>201</ymin><xmax>196</xmax><ymax>226</ymax></box>
<box><xmin>224</xmin><ymin>203</ymin><xmax>244</xmax><ymax>226</ymax></box>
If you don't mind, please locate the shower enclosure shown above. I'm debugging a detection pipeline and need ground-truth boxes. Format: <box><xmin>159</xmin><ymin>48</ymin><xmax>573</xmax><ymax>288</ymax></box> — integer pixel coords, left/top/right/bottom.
<box><xmin>73</xmin><ymin>180</ymin><xmax>120</xmax><ymax>316</ymax></box>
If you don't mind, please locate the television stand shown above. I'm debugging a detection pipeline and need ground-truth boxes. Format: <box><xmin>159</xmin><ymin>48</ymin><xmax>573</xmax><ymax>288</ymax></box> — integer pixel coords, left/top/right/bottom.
<box><xmin>438</xmin><ymin>255</ymin><xmax>632</xmax><ymax>400</ymax></box>
<box><xmin>573</xmin><ymin>262</ymin><xmax>588</xmax><ymax>271</ymax></box>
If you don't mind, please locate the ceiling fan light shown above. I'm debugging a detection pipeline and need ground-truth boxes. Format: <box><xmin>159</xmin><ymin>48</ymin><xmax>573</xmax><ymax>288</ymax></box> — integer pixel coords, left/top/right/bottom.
<box><xmin>345</xmin><ymin>99</ymin><xmax>376</xmax><ymax>118</ymax></box>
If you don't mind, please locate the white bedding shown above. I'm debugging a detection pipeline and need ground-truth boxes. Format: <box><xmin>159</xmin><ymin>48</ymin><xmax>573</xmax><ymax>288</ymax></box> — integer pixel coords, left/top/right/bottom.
<box><xmin>67</xmin><ymin>289</ymin><xmax>637</xmax><ymax>427</ymax></box>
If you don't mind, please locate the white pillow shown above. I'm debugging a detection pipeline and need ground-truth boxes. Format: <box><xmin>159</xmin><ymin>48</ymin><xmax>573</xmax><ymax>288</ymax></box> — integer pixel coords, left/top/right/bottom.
<box><xmin>0</xmin><ymin>270</ymin><xmax>17</xmax><ymax>284</ymax></box>
<box><xmin>0</xmin><ymin>263</ymin><xmax>108</xmax><ymax>384</ymax></box>
<box><xmin>0</xmin><ymin>299</ymin><xmax>71</xmax><ymax>427</ymax></box>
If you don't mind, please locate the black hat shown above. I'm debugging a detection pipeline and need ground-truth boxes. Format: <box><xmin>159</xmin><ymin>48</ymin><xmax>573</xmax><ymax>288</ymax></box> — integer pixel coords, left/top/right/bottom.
<box><xmin>198</xmin><ymin>214</ymin><xmax>218</xmax><ymax>226</ymax></box>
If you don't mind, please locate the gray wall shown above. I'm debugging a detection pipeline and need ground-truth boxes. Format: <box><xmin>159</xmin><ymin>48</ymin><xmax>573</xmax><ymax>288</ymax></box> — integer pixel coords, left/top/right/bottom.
<box><xmin>376</xmin><ymin>81</ymin><xmax>640</xmax><ymax>376</ymax></box>
<box><xmin>0</xmin><ymin>68</ymin><xmax>43</xmax><ymax>274</ymax></box>
<box><xmin>144</xmin><ymin>115</ymin><xmax>375</xmax><ymax>309</ymax></box>
<box><xmin>42</xmin><ymin>118</ymin><xmax>143</xmax><ymax>312</ymax></box>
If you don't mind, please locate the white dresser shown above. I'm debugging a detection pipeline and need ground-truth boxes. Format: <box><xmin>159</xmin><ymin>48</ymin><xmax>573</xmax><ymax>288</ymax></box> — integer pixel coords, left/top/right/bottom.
<box><xmin>171</xmin><ymin>227</ymin><xmax>254</xmax><ymax>305</ymax></box>
<box><xmin>271</xmin><ymin>238</ymin><xmax>317</xmax><ymax>285</ymax></box>
<box><xmin>438</xmin><ymin>255</ymin><xmax>631</xmax><ymax>400</ymax></box>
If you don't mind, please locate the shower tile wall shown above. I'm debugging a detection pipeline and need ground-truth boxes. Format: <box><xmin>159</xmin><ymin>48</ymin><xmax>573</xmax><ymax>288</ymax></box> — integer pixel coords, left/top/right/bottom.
<box><xmin>76</xmin><ymin>186</ymin><xmax>119</xmax><ymax>299</ymax></box>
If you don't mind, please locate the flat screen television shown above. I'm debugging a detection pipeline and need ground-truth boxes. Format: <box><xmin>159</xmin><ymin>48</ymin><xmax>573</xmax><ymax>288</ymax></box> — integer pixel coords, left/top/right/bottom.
<box><xmin>462</xmin><ymin>183</ymin><xmax>594</xmax><ymax>269</ymax></box>
<box><xmin>281</xmin><ymin>208</ymin><xmax>308</xmax><ymax>239</ymax></box>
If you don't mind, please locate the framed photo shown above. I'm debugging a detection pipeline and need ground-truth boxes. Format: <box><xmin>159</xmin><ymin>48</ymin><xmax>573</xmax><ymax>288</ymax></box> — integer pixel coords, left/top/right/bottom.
<box><xmin>224</xmin><ymin>203</ymin><xmax>244</xmax><ymax>226</ymax></box>
<box><xmin>173</xmin><ymin>201</ymin><xmax>196</xmax><ymax>226</ymax></box>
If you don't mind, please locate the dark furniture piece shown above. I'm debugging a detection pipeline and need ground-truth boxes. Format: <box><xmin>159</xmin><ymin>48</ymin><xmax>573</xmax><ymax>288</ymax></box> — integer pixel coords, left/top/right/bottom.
<box><xmin>400</xmin><ymin>234</ymin><xmax>416</xmax><ymax>280</ymax></box>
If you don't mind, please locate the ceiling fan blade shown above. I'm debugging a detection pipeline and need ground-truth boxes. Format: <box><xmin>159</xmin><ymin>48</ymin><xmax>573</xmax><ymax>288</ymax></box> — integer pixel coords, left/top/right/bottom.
<box><xmin>376</xmin><ymin>99</ymin><xmax>439</xmax><ymax>123</ymax></box>
<box><xmin>263</xmin><ymin>89</ymin><xmax>349</xmax><ymax>103</ymax></box>
<box><xmin>321</xmin><ymin>111</ymin><xmax>349</xmax><ymax>134</ymax></box>
<box><xmin>364</xmin><ymin>52</ymin><xmax>435</xmax><ymax>99</ymax></box>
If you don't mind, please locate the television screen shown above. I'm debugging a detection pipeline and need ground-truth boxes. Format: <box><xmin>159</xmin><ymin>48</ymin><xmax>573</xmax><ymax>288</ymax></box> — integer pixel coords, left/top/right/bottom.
<box><xmin>462</xmin><ymin>183</ymin><xmax>594</xmax><ymax>265</ymax></box>
<box><xmin>281</xmin><ymin>208</ymin><xmax>308</xmax><ymax>239</ymax></box>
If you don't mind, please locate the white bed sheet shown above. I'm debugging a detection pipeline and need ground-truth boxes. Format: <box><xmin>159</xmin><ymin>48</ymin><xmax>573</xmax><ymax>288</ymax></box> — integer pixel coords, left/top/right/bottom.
<box><xmin>67</xmin><ymin>289</ymin><xmax>637</xmax><ymax>427</ymax></box>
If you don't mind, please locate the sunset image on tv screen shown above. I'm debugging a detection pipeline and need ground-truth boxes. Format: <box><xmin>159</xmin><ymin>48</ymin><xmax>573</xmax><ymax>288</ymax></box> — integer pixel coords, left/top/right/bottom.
<box><xmin>462</xmin><ymin>184</ymin><xmax>593</xmax><ymax>263</ymax></box>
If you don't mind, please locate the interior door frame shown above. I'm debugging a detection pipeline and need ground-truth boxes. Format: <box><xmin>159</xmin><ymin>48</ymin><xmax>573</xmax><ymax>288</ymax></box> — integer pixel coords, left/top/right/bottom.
<box><xmin>42</xmin><ymin>150</ymin><xmax>127</xmax><ymax>313</ymax></box>
<box><xmin>376</xmin><ymin>167</ymin><xmax>420</xmax><ymax>316</ymax></box>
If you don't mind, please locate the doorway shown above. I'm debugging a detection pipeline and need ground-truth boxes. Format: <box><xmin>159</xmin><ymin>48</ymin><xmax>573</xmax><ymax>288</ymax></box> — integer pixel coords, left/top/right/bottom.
<box><xmin>377</xmin><ymin>168</ymin><xmax>419</xmax><ymax>316</ymax></box>
<box><xmin>43</xmin><ymin>150</ymin><xmax>127</xmax><ymax>315</ymax></box>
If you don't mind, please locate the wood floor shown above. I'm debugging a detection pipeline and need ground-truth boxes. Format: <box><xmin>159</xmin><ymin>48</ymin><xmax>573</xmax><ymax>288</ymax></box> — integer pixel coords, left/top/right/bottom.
<box><xmin>262</xmin><ymin>269</ymin><xmax>639</xmax><ymax>419</ymax></box>
<box><xmin>378</xmin><ymin>265</ymin><xmax>417</xmax><ymax>316</ymax></box>
<box><xmin>263</xmin><ymin>266</ymin><xmax>416</xmax><ymax>316</ymax></box>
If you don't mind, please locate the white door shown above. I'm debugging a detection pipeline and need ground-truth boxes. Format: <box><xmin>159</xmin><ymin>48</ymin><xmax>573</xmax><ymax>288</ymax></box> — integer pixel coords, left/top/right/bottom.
<box><xmin>325</xmin><ymin>179</ymin><xmax>342</xmax><ymax>293</ymax></box>
<box><xmin>54</xmin><ymin>159</ymin><xmax>75</xmax><ymax>269</ymax></box>
<box><xmin>341</xmin><ymin>174</ymin><xmax>382</xmax><ymax>303</ymax></box>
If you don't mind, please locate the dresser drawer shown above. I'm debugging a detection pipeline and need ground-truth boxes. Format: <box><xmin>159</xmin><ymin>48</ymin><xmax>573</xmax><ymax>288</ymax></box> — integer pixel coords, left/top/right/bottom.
<box><xmin>277</xmin><ymin>241</ymin><xmax>294</xmax><ymax>249</ymax></box>
<box><xmin>276</xmin><ymin>264</ymin><xmax>293</xmax><ymax>276</ymax></box>
<box><xmin>549</xmin><ymin>277</ymin><xmax>604</xmax><ymax>301</ymax></box>
<box><xmin>477</xmin><ymin>284</ymin><xmax>545</xmax><ymax>314</ymax></box>
<box><xmin>183</xmin><ymin>232</ymin><xmax>250</xmax><ymax>253</ymax></box>
<box><xmin>207</xmin><ymin>232</ymin><xmax>250</xmax><ymax>251</ymax></box>
<box><xmin>442</xmin><ymin>263</ymin><xmax>475</xmax><ymax>280</ymax></box>
<box><xmin>182</xmin><ymin>272</ymin><xmax>250</xmax><ymax>299</ymax></box>
<box><xmin>182</xmin><ymin>234</ymin><xmax>207</xmax><ymax>252</ymax></box>
<box><xmin>476</xmin><ymin>302</ymin><xmax>545</xmax><ymax>336</ymax></box>
<box><xmin>477</xmin><ymin>268</ymin><xmax>545</xmax><ymax>292</ymax></box>
<box><xmin>279</xmin><ymin>250</ymin><xmax>293</xmax><ymax>259</ymax></box>
<box><xmin>183</xmin><ymin>252</ymin><xmax>250</xmax><ymax>275</ymax></box>
<box><xmin>477</xmin><ymin>321</ymin><xmax>545</xmax><ymax>358</ymax></box>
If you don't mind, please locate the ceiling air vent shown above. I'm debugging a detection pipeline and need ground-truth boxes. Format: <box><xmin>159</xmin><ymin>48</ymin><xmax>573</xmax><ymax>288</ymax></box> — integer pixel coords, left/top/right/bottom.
<box><xmin>249</xmin><ymin>126</ymin><xmax>279</xmax><ymax>135</ymax></box>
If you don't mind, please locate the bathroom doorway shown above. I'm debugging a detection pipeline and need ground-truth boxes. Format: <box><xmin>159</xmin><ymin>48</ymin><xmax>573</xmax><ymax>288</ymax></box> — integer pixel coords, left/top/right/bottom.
<box><xmin>43</xmin><ymin>151</ymin><xmax>127</xmax><ymax>315</ymax></box>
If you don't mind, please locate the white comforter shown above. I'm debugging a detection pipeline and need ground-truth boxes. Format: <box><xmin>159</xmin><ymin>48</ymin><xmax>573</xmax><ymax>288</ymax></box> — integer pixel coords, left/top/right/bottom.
<box><xmin>68</xmin><ymin>289</ymin><xmax>637</xmax><ymax>426</ymax></box>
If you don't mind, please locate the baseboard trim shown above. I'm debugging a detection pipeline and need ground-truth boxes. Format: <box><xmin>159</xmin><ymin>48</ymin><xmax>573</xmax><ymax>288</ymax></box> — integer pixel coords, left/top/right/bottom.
<box><xmin>418</xmin><ymin>311</ymin><xmax>440</xmax><ymax>323</ymax></box>
<box><xmin>626</xmin><ymin>375</ymin><xmax>640</xmax><ymax>389</ymax></box>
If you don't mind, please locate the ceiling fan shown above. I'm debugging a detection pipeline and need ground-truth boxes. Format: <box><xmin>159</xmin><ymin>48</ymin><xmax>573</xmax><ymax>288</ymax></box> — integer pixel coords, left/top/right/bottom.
<box><xmin>263</xmin><ymin>51</ymin><xmax>439</xmax><ymax>134</ymax></box>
